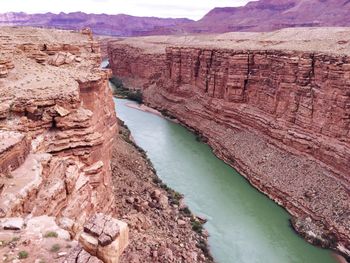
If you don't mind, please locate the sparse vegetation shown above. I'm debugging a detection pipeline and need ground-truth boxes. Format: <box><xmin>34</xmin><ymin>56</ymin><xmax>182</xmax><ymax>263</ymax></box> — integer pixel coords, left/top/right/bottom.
<box><xmin>196</xmin><ymin>239</ymin><xmax>212</xmax><ymax>260</ymax></box>
<box><xmin>109</xmin><ymin>77</ymin><xmax>143</xmax><ymax>103</ymax></box>
<box><xmin>169</xmin><ymin>190</ymin><xmax>183</xmax><ymax>206</ymax></box>
<box><xmin>11</xmin><ymin>236</ymin><xmax>20</xmax><ymax>242</ymax></box>
<box><xmin>18</xmin><ymin>251</ymin><xmax>29</xmax><ymax>259</ymax></box>
<box><xmin>159</xmin><ymin>109</ymin><xmax>174</xmax><ymax>119</ymax></box>
<box><xmin>0</xmin><ymin>240</ymin><xmax>6</xmax><ymax>247</ymax></box>
<box><xmin>115</xmin><ymin>115</ymin><xmax>214</xmax><ymax>262</ymax></box>
<box><xmin>181</xmin><ymin>207</ymin><xmax>192</xmax><ymax>216</ymax></box>
<box><xmin>44</xmin><ymin>231</ymin><xmax>58</xmax><ymax>238</ymax></box>
<box><xmin>191</xmin><ymin>220</ymin><xmax>203</xmax><ymax>234</ymax></box>
<box><xmin>50</xmin><ymin>244</ymin><xmax>61</xmax><ymax>252</ymax></box>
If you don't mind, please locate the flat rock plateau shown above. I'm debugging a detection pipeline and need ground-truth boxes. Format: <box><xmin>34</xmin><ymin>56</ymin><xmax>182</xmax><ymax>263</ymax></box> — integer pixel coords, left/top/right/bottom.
<box><xmin>108</xmin><ymin>27</ymin><xmax>350</xmax><ymax>259</ymax></box>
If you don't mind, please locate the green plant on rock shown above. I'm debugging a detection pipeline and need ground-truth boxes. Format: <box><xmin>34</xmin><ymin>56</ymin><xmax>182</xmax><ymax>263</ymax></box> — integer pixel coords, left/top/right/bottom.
<box><xmin>191</xmin><ymin>220</ymin><xmax>203</xmax><ymax>234</ymax></box>
<box><xmin>109</xmin><ymin>76</ymin><xmax>143</xmax><ymax>103</ymax></box>
<box><xmin>50</xmin><ymin>244</ymin><xmax>60</xmax><ymax>252</ymax></box>
<box><xmin>44</xmin><ymin>231</ymin><xmax>58</xmax><ymax>238</ymax></box>
<box><xmin>181</xmin><ymin>207</ymin><xmax>192</xmax><ymax>216</ymax></box>
<box><xmin>18</xmin><ymin>251</ymin><xmax>28</xmax><ymax>259</ymax></box>
<box><xmin>11</xmin><ymin>236</ymin><xmax>20</xmax><ymax>243</ymax></box>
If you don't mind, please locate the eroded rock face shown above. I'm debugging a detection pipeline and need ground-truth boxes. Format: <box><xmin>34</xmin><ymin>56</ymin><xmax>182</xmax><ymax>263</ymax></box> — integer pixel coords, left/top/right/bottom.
<box><xmin>108</xmin><ymin>31</ymin><xmax>350</xmax><ymax>257</ymax></box>
<box><xmin>0</xmin><ymin>57</ymin><xmax>14</xmax><ymax>78</ymax></box>
<box><xmin>0</xmin><ymin>27</ymin><xmax>127</xmax><ymax>262</ymax></box>
<box><xmin>0</xmin><ymin>26</ymin><xmax>116</xmax><ymax>222</ymax></box>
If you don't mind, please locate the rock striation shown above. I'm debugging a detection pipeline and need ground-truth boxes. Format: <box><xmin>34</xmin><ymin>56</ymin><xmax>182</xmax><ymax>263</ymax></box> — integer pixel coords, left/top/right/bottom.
<box><xmin>108</xmin><ymin>28</ymin><xmax>350</xmax><ymax>258</ymax></box>
<box><xmin>0</xmin><ymin>27</ymin><xmax>127</xmax><ymax>262</ymax></box>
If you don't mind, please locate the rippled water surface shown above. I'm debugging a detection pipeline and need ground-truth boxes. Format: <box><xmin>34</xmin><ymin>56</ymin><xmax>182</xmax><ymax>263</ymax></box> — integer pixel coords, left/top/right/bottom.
<box><xmin>114</xmin><ymin>98</ymin><xmax>337</xmax><ymax>263</ymax></box>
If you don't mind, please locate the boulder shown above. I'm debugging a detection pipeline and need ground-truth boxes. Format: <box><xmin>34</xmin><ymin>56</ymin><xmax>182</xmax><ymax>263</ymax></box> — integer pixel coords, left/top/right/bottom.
<box><xmin>0</xmin><ymin>217</ymin><xmax>24</xmax><ymax>230</ymax></box>
<box><xmin>79</xmin><ymin>213</ymin><xmax>128</xmax><ymax>263</ymax></box>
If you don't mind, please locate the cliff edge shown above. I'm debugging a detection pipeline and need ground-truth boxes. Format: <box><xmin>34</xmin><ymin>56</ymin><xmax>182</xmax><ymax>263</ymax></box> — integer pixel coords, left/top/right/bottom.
<box><xmin>0</xmin><ymin>27</ymin><xmax>127</xmax><ymax>262</ymax></box>
<box><xmin>108</xmin><ymin>27</ymin><xmax>350</xmax><ymax>258</ymax></box>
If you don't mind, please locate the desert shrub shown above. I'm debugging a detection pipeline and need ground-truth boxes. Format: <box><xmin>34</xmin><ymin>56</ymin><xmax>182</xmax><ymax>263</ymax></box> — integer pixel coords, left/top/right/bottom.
<box><xmin>50</xmin><ymin>244</ymin><xmax>60</xmax><ymax>252</ymax></box>
<box><xmin>18</xmin><ymin>251</ymin><xmax>28</xmax><ymax>259</ymax></box>
<box><xmin>44</xmin><ymin>231</ymin><xmax>58</xmax><ymax>238</ymax></box>
<box><xmin>109</xmin><ymin>77</ymin><xmax>143</xmax><ymax>103</ymax></box>
<box><xmin>181</xmin><ymin>207</ymin><xmax>192</xmax><ymax>216</ymax></box>
<box><xmin>191</xmin><ymin>220</ymin><xmax>203</xmax><ymax>234</ymax></box>
<box><xmin>11</xmin><ymin>237</ymin><xmax>20</xmax><ymax>243</ymax></box>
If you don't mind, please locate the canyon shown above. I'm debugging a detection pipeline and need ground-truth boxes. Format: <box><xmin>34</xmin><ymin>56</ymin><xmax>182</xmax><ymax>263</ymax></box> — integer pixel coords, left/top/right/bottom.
<box><xmin>0</xmin><ymin>26</ymin><xmax>213</xmax><ymax>263</ymax></box>
<box><xmin>107</xmin><ymin>27</ymin><xmax>350</xmax><ymax>259</ymax></box>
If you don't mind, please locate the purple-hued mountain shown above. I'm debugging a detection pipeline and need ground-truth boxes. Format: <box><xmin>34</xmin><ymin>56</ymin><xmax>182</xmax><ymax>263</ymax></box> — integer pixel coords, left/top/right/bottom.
<box><xmin>180</xmin><ymin>0</ymin><xmax>350</xmax><ymax>33</ymax></box>
<box><xmin>1</xmin><ymin>0</ymin><xmax>350</xmax><ymax>36</ymax></box>
<box><xmin>0</xmin><ymin>11</ymin><xmax>192</xmax><ymax>36</ymax></box>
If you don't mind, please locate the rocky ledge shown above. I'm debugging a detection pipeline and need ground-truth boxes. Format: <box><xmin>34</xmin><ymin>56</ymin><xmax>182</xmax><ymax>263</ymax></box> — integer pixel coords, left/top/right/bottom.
<box><xmin>108</xmin><ymin>28</ymin><xmax>350</xmax><ymax>259</ymax></box>
<box><xmin>0</xmin><ymin>27</ymin><xmax>127</xmax><ymax>262</ymax></box>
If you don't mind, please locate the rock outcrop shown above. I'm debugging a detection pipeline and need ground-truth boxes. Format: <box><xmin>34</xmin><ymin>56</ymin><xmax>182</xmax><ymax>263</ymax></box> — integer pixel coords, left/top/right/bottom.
<box><xmin>0</xmin><ymin>27</ymin><xmax>127</xmax><ymax>262</ymax></box>
<box><xmin>108</xmin><ymin>28</ymin><xmax>350</xmax><ymax>258</ymax></box>
<box><xmin>79</xmin><ymin>213</ymin><xmax>128</xmax><ymax>263</ymax></box>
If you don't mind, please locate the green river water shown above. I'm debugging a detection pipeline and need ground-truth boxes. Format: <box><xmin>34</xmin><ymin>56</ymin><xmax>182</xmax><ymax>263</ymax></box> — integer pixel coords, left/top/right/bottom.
<box><xmin>113</xmin><ymin>98</ymin><xmax>337</xmax><ymax>263</ymax></box>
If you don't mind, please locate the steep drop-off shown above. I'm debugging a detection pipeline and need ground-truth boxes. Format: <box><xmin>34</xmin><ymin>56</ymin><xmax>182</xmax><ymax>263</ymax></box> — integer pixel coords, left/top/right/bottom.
<box><xmin>108</xmin><ymin>28</ymin><xmax>350</xmax><ymax>258</ymax></box>
<box><xmin>0</xmin><ymin>27</ymin><xmax>127</xmax><ymax>262</ymax></box>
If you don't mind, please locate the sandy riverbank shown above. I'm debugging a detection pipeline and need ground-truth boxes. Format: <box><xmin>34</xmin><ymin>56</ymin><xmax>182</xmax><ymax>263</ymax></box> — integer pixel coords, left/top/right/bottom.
<box><xmin>126</xmin><ymin>102</ymin><xmax>163</xmax><ymax>116</ymax></box>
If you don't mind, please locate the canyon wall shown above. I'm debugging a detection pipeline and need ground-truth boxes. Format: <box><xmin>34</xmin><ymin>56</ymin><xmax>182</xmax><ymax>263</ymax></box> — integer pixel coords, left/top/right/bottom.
<box><xmin>108</xmin><ymin>30</ymin><xmax>350</xmax><ymax>257</ymax></box>
<box><xmin>0</xmin><ymin>27</ymin><xmax>127</xmax><ymax>262</ymax></box>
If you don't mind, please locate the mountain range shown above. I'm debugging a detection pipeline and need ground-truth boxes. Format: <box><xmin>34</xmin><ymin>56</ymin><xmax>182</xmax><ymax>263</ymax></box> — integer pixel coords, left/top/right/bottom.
<box><xmin>1</xmin><ymin>0</ymin><xmax>350</xmax><ymax>36</ymax></box>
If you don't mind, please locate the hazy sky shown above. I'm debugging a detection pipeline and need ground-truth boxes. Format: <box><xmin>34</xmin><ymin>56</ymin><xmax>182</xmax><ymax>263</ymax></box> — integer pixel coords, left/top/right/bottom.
<box><xmin>0</xmin><ymin>0</ymin><xmax>253</xmax><ymax>20</ymax></box>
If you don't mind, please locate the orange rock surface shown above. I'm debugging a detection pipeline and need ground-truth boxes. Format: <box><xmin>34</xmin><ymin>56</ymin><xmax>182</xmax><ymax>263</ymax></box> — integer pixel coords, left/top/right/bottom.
<box><xmin>0</xmin><ymin>27</ymin><xmax>126</xmax><ymax>262</ymax></box>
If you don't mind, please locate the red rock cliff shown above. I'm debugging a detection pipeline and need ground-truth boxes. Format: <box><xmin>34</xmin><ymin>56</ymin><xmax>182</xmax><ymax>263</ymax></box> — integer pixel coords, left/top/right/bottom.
<box><xmin>0</xmin><ymin>27</ymin><xmax>117</xmax><ymax>230</ymax></box>
<box><xmin>108</xmin><ymin>29</ymin><xmax>350</xmax><ymax>257</ymax></box>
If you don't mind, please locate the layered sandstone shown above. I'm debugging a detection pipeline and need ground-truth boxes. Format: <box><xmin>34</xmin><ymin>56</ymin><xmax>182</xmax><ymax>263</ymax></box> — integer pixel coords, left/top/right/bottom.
<box><xmin>0</xmin><ymin>27</ymin><xmax>127</xmax><ymax>262</ymax></box>
<box><xmin>108</xmin><ymin>28</ymin><xmax>350</xmax><ymax>258</ymax></box>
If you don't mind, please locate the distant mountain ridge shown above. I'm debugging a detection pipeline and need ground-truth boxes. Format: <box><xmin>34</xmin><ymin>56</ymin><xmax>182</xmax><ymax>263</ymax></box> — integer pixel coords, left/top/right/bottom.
<box><xmin>0</xmin><ymin>11</ymin><xmax>192</xmax><ymax>36</ymax></box>
<box><xmin>1</xmin><ymin>0</ymin><xmax>350</xmax><ymax>36</ymax></box>
<box><xmin>181</xmin><ymin>0</ymin><xmax>350</xmax><ymax>33</ymax></box>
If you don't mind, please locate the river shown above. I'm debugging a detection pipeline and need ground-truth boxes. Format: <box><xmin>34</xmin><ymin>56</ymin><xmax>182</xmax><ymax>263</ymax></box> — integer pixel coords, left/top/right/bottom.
<box><xmin>113</xmin><ymin>98</ymin><xmax>338</xmax><ymax>262</ymax></box>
